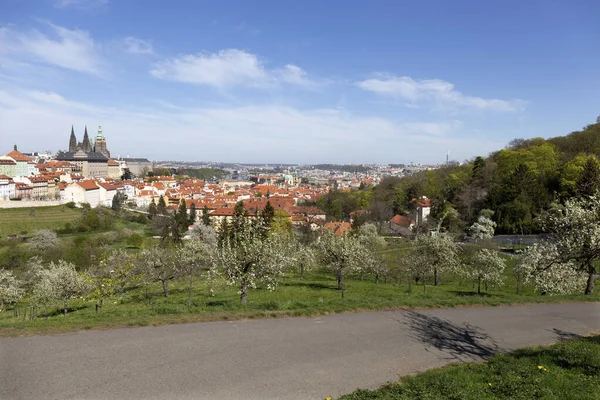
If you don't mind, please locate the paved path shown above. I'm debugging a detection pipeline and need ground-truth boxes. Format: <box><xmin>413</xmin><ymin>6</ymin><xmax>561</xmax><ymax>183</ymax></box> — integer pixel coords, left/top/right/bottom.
<box><xmin>1</xmin><ymin>302</ymin><xmax>599</xmax><ymax>400</ymax></box>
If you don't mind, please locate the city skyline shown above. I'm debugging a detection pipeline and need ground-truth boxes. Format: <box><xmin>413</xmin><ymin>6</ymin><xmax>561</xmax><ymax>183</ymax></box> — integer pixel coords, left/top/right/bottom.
<box><xmin>1</xmin><ymin>0</ymin><xmax>599</xmax><ymax>163</ymax></box>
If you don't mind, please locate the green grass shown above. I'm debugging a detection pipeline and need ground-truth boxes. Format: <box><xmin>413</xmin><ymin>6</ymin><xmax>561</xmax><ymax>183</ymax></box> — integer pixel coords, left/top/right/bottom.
<box><xmin>1</xmin><ymin>269</ymin><xmax>598</xmax><ymax>337</ymax></box>
<box><xmin>337</xmin><ymin>335</ymin><xmax>600</xmax><ymax>400</ymax></box>
<box><xmin>0</xmin><ymin>205</ymin><xmax>82</xmax><ymax>237</ymax></box>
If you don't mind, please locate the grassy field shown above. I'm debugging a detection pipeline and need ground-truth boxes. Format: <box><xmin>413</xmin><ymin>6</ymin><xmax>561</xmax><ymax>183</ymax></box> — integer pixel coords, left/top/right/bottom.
<box><xmin>1</xmin><ymin>267</ymin><xmax>598</xmax><ymax>337</ymax></box>
<box><xmin>0</xmin><ymin>205</ymin><xmax>82</xmax><ymax>238</ymax></box>
<box><xmin>338</xmin><ymin>335</ymin><xmax>600</xmax><ymax>400</ymax></box>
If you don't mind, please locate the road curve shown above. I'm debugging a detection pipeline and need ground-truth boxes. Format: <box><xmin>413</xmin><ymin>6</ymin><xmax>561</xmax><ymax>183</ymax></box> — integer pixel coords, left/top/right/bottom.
<box><xmin>1</xmin><ymin>302</ymin><xmax>599</xmax><ymax>400</ymax></box>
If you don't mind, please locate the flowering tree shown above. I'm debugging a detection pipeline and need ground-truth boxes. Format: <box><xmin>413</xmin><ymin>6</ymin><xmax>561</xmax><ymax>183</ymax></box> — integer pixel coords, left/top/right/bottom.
<box><xmin>462</xmin><ymin>248</ymin><xmax>506</xmax><ymax>295</ymax></box>
<box><xmin>468</xmin><ymin>210</ymin><xmax>497</xmax><ymax>242</ymax></box>
<box><xmin>407</xmin><ymin>234</ymin><xmax>461</xmax><ymax>291</ymax></box>
<box><xmin>179</xmin><ymin>236</ymin><xmax>217</xmax><ymax>306</ymax></box>
<box><xmin>85</xmin><ymin>250</ymin><xmax>137</xmax><ymax>313</ymax></box>
<box><xmin>29</xmin><ymin>229</ymin><xmax>59</xmax><ymax>253</ymax></box>
<box><xmin>138</xmin><ymin>246</ymin><xmax>179</xmax><ymax>298</ymax></box>
<box><xmin>216</xmin><ymin>227</ymin><xmax>295</xmax><ymax>304</ymax></box>
<box><xmin>0</xmin><ymin>270</ymin><xmax>24</xmax><ymax>312</ymax></box>
<box><xmin>357</xmin><ymin>223</ymin><xmax>388</xmax><ymax>283</ymax></box>
<box><xmin>316</xmin><ymin>232</ymin><xmax>371</xmax><ymax>298</ymax></box>
<box><xmin>294</xmin><ymin>244</ymin><xmax>317</xmax><ymax>280</ymax></box>
<box><xmin>32</xmin><ymin>260</ymin><xmax>89</xmax><ymax>315</ymax></box>
<box><xmin>516</xmin><ymin>195</ymin><xmax>600</xmax><ymax>295</ymax></box>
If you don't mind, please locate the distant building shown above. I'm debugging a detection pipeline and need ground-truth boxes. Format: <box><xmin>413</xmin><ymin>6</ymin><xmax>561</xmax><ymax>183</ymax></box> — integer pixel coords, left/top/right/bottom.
<box><xmin>119</xmin><ymin>157</ymin><xmax>153</xmax><ymax>177</ymax></box>
<box><xmin>60</xmin><ymin>125</ymin><xmax>111</xmax><ymax>177</ymax></box>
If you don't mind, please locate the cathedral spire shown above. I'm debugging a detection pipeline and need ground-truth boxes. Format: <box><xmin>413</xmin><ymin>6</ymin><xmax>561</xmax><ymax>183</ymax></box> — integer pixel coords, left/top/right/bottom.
<box><xmin>69</xmin><ymin>125</ymin><xmax>77</xmax><ymax>152</ymax></box>
<box><xmin>82</xmin><ymin>125</ymin><xmax>92</xmax><ymax>153</ymax></box>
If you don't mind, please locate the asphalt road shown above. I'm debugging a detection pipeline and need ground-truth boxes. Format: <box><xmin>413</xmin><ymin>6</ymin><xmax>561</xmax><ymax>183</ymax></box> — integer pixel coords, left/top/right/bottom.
<box><xmin>1</xmin><ymin>302</ymin><xmax>599</xmax><ymax>400</ymax></box>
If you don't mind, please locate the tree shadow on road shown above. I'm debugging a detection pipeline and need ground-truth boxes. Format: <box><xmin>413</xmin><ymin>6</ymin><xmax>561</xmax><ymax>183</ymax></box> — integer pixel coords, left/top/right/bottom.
<box><xmin>402</xmin><ymin>311</ymin><xmax>501</xmax><ymax>362</ymax></box>
<box><xmin>549</xmin><ymin>328</ymin><xmax>581</xmax><ymax>342</ymax></box>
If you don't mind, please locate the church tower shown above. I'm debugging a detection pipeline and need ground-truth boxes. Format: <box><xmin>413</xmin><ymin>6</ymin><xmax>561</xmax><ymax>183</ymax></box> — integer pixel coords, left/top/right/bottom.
<box><xmin>93</xmin><ymin>125</ymin><xmax>110</xmax><ymax>158</ymax></box>
<box><xmin>82</xmin><ymin>126</ymin><xmax>92</xmax><ymax>153</ymax></box>
<box><xmin>69</xmin><ymin>125</ymin><xmax>77</xmax><ymax>152</ymax></box>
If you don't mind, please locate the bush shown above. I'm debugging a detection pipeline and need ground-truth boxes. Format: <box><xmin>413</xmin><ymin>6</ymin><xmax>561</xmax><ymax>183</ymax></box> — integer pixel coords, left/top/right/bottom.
<box><xmin>65</xmin><ymin>201</ymin><xmax>76</xmax><ymax>209</ymax></box>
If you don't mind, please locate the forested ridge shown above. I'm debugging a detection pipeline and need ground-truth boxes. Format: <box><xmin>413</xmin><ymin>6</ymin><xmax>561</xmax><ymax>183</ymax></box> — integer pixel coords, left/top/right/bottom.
<box><xmin>317</xmin><ymin>122</ymin><xmax>600</xmax><ymax>234</ymax></box>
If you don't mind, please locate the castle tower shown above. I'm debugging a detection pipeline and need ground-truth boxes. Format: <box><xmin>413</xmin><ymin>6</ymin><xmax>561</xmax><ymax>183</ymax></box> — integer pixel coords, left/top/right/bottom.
<box><xmin>82</xmin><ymin>126</ymin><xmax>92</xmax><ymax>153</ymax></box>
<box><xmin>69</xmin><ymin>125</ymin><xmax>77</xmax><ymax>152</ymax></box>
<box><xmin>93</xmin><ymin>125</ymin><xmax>110</xmax><ymax>158</ymax></box>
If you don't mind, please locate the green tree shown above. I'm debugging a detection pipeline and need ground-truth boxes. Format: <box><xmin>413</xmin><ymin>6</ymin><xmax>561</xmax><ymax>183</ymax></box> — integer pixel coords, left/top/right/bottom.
<box><xmin>189</xmin><ymin>202</ymin><xmax>197</xmax><ymax>224</ymax></box>
<box><xmin>148</xmin><ymin>199</ymin><xmax>158</xmax><ymax>219</ymax></box>
<box><xmin>575</xmin><ymin>156</ymin><xmax>600</xmax><ymax>198</ymax></box>
<box><xmin>176</xmin><ymin>198</ymin><xmax>188</xmax><ymax>233</ymax></box>
<box><xmin>157</xmin><ymin>195</ymin><xmax>167</xmax><ymax>215</ymax></box>
<box><xmin>262</xmin><ymin>201</ymin><xmax>275</xmax><ymax>227</ymax></box>
<box><xmin>202</xmin><ymin>205</ymin><xmax>211</xmax><ymax>226</ymax></box>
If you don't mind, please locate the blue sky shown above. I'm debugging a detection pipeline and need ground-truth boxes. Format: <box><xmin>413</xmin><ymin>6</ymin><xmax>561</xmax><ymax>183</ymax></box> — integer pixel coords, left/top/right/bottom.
<box><xmin>1</xmin><ymin>0</ymin><xmax>598</xmax><ymax>164</ymax></box>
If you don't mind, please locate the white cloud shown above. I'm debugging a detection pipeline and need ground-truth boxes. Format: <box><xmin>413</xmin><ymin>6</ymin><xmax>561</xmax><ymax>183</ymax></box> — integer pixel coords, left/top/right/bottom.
<box><xmin>1</xmin><ymin>23</ymin><xmax>104</xmax><ymax>76</ymax></box>
<box><xmin>0</xmin><ymin>88</ymin><xmax>500</xmax><ymax>164</ymax></box>
<box><xmin>54</xmin><ymin>0</ymin><xmax>108</xmax><ymax>8</ymax></box>
<box><xmin>357</xmin><ymin>75</ymin><xmax>525</xmax><ymax>112</ymax></box>
<box><xmin>122</xmin><ymin>36</ymin><xmax>154</xmax><ymax>55</ymax></box>
<box><xmin>151</xmin><ymin>49</ymin><xmax>319</xmax><ymax>89</ymax></box>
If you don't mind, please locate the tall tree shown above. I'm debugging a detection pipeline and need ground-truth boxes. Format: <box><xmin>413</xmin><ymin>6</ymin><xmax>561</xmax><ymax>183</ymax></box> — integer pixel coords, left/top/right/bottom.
<box><xmin>188</xmin><ymin>202</ymin><xmax>197</xmax><ymax>225</ymax></box>
<box><xmin>138</xmin><ymin>246</ymin><xmax>179</xmax><ymax>298</ymax></box>
<box><xmin>157</xmin><ymin>195</ymin><xmax>167</xmax><ymax>215</ymax></box>
<box><xmin>176</xmin><ymin>198</ymin><xmax>188</xmax><ymax>233</ymax></box>
<box><xmin>262</xmin><ymin>201</ymin><xmax>275</xmax><ymax>228</ymax></box>
<box><xmin>148</xmin><ymin>199</ymin><xmax>158</xmax><ymax>219</ymax></box>
<box><xmin>575</xmin><ymin>157</ymin><xmax>600</xmax><ymax>198</ymax></box>
<box><xmin>202</xmin><ymin>205</ymin><xmax>211</xmax><ymax>226</ymax></box>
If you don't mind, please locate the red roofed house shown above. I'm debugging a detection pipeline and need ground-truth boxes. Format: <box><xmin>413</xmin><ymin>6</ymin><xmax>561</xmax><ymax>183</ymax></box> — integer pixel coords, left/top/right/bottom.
<box><xmin>390</xmin><ymin>214</ymin><xmax>415</xmax><ymax>237</ymax></box>
<box><xmin>412</xmin><ymin>196</ymin><xmax>432</xmax><ymax>225</ymax></box>
<box><xmin>5</xmin><ymin>145</ymin><xmax>32</xmax><ymax>177</ymax></box>
<box><xmin>64</xmin><ymin>180</ymin><xmax>100</xmax><ymax>207</ymax></box>
<box><xmin>324</xmin><ymin>221</ymin><xmax>352</xmax><ymax>236</ymax></box>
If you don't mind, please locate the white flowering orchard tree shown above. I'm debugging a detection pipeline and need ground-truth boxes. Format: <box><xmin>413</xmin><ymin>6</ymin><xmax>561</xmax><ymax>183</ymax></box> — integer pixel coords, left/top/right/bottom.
<box><xmin>29</xmin><ymin>229</ymin><xmax>59</xmax><ymax>253</ymax></box>
<box><xmin>138</xmin><ymin>246</ymin><xmax>179</xmax><ymax>298</ymax></box>
<box><xmin>316</xmin><ymin>231</ymin><xmax>371</xmax><ymax>298</ymax></box>
<box><xmin>32</xmin><ymin>260</ymin><xmax>89</xmax><ymax>316</ymax></box>
<box><xmin>517</xmin><ymin>195</ymin><xmax>600</xmax><ymax>295</ymax></box>
<box><xmin>178</xmin><ymin>237</ymin><xmax>217</xmax><ymax>307</ymax></box>
<box><xmin>408</xmin><ymin>234</ymin><xmax>461</xmax><ymax>291</ymax></box>
<box><xmin>0</xmin><ymin>270</ymin><xmax>24</xmax><ymax>312</ymax></box>
<box><xmin>85</xmin><ymin>250</ymin><xmax>137</xmax><ymax>313</ymax></box>
<box><xmin>294</xmin><ymin>244</ymin><xmax>317</xmax><ymax>280</ymax></box>
<box><xmin>216</xmin><ymin>228</ymin><xmax>295</xmax><ymax>304</ymax></box>
<box><xmin>468</xmin><ymin>211</ymin><xmax>497</xmax><ymax>242</ymax></box>
<box><xmin>357</xmin><ymin>223</ymin><xmax>388</xmax><ymax>283</ymax></box>
<box><xmin>462</xmin><ymin>248</ymin><xmax>506</xmax><ymax>295</ymax></box>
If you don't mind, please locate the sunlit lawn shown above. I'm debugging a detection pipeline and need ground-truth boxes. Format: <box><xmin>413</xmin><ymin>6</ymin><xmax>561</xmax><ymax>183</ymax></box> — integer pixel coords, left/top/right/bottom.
<box><xmin>1</xmin><ymin>267</ymin><xmax>597</xmax><ymax>337</ymax></box>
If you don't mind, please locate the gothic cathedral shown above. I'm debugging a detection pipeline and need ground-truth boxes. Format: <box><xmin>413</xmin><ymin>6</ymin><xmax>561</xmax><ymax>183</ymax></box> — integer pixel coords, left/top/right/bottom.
<box><xmin>68</xmin><ymin>125</ymin><xmax>110</xmax><ymax>158</ymax></box>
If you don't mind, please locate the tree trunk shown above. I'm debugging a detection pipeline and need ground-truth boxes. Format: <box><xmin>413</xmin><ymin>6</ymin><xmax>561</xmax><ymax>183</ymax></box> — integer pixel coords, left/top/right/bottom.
<box><xmin>162</xmin><ymin>280</ymin><xmax>169</xmax><ymax>297</ymax></box>
<box><xmin>63</xmin><ymin>300</ymin><xmax>68</xmax><ymax>316</ymax></box>
<box><xmin>188</xmin><ymin>276</ymin><xmax>194</xmax><ymax>309</ymax></box>
<box><xmin>240</xmin><ymin>278</ymin><xmax>248</xmax><ymax>304</ymax></box>
<box><xmin>585</xmin><ymin>265</ymin><xmax>595</xmax><ymax>295</ymax></box>
<box><xmin>337</xmin><ymin>270</ymin><xmax>343</xmax><ymax>290</ymax></box>
<box><xmin>300</xmin><ymin>264</ymin><xmax>304</xmax><ymax>280</ymax></box>
<box><xmin>434</xmin><ymin>268</ymin><xmax>439</xmax><ymax>286</ymax></box>
<box><xmin>478</xmin><ymin>277</ymin><xmax>481</xmax><ymax>295</ymax></box>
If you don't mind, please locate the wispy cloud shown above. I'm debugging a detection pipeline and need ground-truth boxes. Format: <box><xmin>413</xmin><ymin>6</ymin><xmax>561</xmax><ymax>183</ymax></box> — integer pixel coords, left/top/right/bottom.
<box><xmin>122</xmin><ymin>36</ymin><xmax>154</xmax><ymax>55</ymax></box>
<box><xmin>150</xmin><ymin>49</ymin><xmax>320</xmax><ymax>89</ymax></box>
<box><xmin>1</xmin><ymin>23</ymin><xmax>104</xmax><ymax>76</ymax></box>
<box><xmin>357</xmin><ymin>75</ymin><xmax>525</xmax><ymax>112</ymax></box>
<box><xmin>0</xmin><ymin>88</ymin><xmax>487</xmax><ymax>163</ymax></box>
<box><xmin>54</xmin><ymin>0</ymin><xmax>108</xmax><ymax>9</ymax></box>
